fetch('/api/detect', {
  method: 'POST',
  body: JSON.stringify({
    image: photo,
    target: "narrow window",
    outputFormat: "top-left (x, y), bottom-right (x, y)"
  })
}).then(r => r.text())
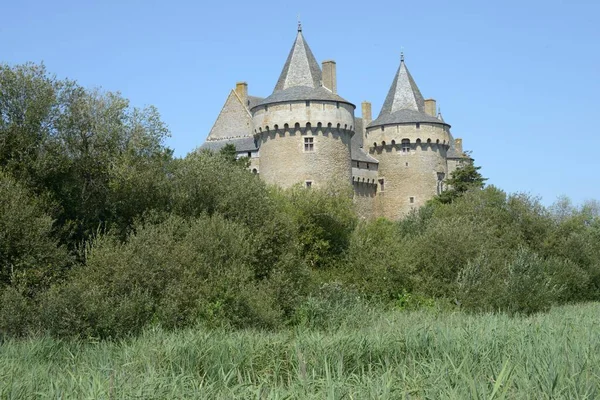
top-left (409, 196), bottom-right (415, 204)
top-left (247, 151), bottom-right (252, 158)
top-left (378, 178), bottom-right (385, 192)
top-left (304, 137), bottom-right (314, 152)
top-left (405, 162), bottom-right (409, 167)
top-left (436, 172), bottom-right (445, 195)
top-left (416, 122), bottom-right (421, 129)
top-left (305, 181), bottom-right (312, 188)
top-left (336, 102), bottom-right (340, 108)
top-left (305, 100), bottom-right (310, 107)
top-left (401, 139), bottom-right (410, 153)
top-left (366, 163), bottom-right (369, 170)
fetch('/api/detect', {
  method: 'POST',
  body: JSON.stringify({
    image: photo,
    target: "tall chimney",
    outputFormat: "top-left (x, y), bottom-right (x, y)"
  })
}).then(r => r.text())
top-left (322, 60), bottom-right (337, 94)
top-left (361, 101), bottom-right (372, 125)
top-left (454, 138), bottom-right (463, 154)
top-left (424, 98), bottom-right (436, 117)
top-left (235, 82), bottom-right (248, 105)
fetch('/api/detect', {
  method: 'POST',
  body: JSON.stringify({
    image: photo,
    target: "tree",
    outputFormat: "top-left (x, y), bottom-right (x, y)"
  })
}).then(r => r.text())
top-left (434, 152), bottom-right (486, 204)
top-left (0, 63), bottom-right (173, 248)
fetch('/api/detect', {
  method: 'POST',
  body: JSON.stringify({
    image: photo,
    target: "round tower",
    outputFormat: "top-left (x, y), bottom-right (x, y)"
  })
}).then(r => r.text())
top-left (251, 27), bottom-right (355, 189)
top-left (367, 55), bottom-right (451, 219)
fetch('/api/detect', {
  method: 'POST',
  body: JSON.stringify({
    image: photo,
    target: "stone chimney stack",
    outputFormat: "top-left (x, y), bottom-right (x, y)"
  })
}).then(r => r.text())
top-left (235, 82), bottom-right (248, 105)
top-left (424, 98), bottom-right (436, 117)
top-left (454, 138), bottom-right (463, 154)
top-left (361, 101), bottom-right (372, 125)
top-left (322, 60), bottom-right (337, 94)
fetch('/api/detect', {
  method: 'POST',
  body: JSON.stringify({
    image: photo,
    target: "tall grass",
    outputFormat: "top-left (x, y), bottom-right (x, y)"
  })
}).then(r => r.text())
top-left (1, 302), bottom-right (599, 399)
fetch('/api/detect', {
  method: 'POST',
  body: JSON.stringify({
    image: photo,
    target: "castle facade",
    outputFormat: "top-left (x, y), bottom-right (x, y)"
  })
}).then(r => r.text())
top-left (200, 26), bottom-right (467, 220)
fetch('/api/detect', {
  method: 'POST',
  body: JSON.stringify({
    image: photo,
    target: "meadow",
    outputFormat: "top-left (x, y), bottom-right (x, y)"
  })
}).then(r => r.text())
top-left (2, 302), bottom-right (599, 399)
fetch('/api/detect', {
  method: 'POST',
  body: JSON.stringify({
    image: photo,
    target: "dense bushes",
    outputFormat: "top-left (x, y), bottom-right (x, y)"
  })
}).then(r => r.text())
top-left (1, 62), bottom-right (600, 340)
top-left (39, 214), bottom-right (296, 338)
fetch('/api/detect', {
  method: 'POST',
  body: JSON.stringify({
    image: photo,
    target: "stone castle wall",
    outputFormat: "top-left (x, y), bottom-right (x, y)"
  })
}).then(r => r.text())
top-left (366, 123), bottom-right (450, 219)
top-left (253, 101), bottom-right (354, 188)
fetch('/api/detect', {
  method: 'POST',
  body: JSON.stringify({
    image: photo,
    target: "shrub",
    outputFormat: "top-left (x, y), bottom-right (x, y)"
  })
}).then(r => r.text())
top-left (456, 248), bottom-right (584, 315)
top-left (343, 219), bottom-right (413, 300)
top-left (40, 214), bottom-right (299, 339)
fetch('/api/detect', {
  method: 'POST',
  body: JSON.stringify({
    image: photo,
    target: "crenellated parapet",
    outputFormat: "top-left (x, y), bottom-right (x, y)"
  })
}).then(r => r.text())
top-left (251, 100), bottom-right (355, 137)
top-left (366, 122), bottom-right (451, 150)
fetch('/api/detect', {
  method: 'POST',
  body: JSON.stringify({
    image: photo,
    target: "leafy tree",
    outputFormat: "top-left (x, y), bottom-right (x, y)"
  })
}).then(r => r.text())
top-left (0, 170), bottom-right (69, 294)
top-left (218, 143), bottom-right (250, 168)
top-left (0, 63), bottom-right (173, 248)
top-left (434, 153), bottom-right (486, 204)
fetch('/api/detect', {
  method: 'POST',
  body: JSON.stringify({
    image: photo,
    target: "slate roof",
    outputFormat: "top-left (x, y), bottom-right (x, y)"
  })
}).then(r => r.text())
top-left (369, 59), bottom-right (449, 128)
top-left (247, 95), bottom-right (264, 110)
top-left (351, 117), bottom-right (379, 163)
top-left (199, 136), bottom-right (258, 153)
top-left (255, 86), bottom-right (353, 108)
top-left (274, 30), bottom-right (322, 92)
top-left (255, 29), bottom-right (353, 108)
top-left (370, 109), bottom-right (448, 127)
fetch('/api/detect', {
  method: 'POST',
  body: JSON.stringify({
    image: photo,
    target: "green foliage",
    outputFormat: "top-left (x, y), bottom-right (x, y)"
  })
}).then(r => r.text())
top-left (434, 153), bottom-right (486, 204)
top-left (40, 214), bottom-right (292, 338)
top-left (343, 219), bottom-right (413, 300)
top-left (456, 248), bottom-right (583, 314)
top-left (279, 184), bottom-right (357, 269)
top-left (217, 143), bottom-right (250, 168)
top-left (0, 170), bottom-right (69, 295)
top-left (3, 303), bottom-right (600, 398)
top-left (2, 61), bottom-right (600, 342)
top-left (0, 63), bottom-right (172, 248)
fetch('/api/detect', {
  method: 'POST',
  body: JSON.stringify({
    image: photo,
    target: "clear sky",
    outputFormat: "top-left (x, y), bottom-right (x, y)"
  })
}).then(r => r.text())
top-left (2, 0), bottom-right (599, 205)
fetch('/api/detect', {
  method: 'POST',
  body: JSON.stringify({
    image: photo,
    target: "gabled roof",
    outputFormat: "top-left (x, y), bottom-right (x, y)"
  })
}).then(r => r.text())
top-left (273, 30), bottom-right (322, 92)
top-left (369, 57), bottom-right (449, 128)
top-left (206, 89), bottom-right (253, 140)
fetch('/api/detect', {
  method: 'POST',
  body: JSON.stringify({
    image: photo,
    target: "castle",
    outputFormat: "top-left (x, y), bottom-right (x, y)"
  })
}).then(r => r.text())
top-left (200, 25), bottom-right (467, 220)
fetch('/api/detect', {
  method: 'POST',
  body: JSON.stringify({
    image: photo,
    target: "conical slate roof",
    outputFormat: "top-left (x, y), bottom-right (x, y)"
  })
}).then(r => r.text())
top-left (273, 30), bottom-right (322, 92)
top-left (369, 57), bottom-right (448, 127)
top-left (380, 58), bottom-right (425, 114)
top-left (254, 28), bottom-right (353, 109)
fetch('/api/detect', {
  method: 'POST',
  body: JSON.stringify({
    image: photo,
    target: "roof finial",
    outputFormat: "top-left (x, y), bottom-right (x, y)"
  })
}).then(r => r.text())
top-left (297, 15), bottom-right (302, 32)
top-left (400, 49), bottom-right (404, 63)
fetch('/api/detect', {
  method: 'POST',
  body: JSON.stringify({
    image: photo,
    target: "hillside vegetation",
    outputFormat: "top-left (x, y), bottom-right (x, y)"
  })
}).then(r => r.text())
top-left (1, 63), bottom-right (600, 340)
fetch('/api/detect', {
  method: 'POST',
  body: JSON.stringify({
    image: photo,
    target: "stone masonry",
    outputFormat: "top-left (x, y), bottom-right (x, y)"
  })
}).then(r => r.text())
top-left (199, 26), bottom-right (468, 220)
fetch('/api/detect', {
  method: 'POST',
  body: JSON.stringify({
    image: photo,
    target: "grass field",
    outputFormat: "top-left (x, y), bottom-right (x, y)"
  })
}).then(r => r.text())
top-left (1, 302), bottom-right (599, 399)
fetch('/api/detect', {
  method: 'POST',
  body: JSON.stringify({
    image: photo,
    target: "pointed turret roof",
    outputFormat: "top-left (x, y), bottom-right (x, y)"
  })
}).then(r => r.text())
top-left (380, 55), bottom-right (425, 114)
top-left (369, 55), bottom-right (448, 128)
top-left (254, 27), bottom-right (353, 109)
top-left (273, 28), bottom-right (322, 92)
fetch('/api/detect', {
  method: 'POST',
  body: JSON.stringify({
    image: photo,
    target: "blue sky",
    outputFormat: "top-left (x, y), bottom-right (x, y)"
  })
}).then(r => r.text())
top-left (2, 0), bottom-right (599, 205)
